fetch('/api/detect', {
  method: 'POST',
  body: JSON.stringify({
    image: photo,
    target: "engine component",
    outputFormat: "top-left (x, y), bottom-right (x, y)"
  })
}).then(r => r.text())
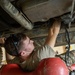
top-left (0, 0), bottom-right (33, 30)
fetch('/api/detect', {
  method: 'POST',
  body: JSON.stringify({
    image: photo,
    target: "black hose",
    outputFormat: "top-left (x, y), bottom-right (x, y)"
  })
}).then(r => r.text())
top-left (65, 27), bottom-right (70, 65)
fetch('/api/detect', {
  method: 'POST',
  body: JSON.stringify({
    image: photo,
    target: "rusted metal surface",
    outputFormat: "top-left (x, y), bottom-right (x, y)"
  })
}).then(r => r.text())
top-left (22, 0), bottom-right (72, 22)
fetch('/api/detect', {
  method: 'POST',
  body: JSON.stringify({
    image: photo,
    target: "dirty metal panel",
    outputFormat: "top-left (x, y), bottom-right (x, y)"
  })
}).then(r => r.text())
top-left (22, 0), bottom-right (72, 22)
top-left (32, 30), bottom-right (75, 48)
top-left (24, 23), bottom-right (75, 38)
top-left (56, 31), bottom-right (75, 46)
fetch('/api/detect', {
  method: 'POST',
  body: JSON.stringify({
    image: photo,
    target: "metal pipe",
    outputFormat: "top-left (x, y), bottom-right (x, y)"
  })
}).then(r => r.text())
top-left (0, 0), bottom-right (33, 30)
top-left (69, 0), bottom-right (75, 27)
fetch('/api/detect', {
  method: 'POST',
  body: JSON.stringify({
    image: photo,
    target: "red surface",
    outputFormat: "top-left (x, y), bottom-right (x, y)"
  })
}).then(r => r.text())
top-left (0, 58), bottom-right (69, 75)
top-left (68, 64), bottom-right (75, 71)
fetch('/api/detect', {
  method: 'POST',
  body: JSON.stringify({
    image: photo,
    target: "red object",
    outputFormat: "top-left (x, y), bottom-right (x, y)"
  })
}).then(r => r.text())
top-left (68, 64), bottom-right (75, 71)
top-left (0, 58), bottom-right (69, 75)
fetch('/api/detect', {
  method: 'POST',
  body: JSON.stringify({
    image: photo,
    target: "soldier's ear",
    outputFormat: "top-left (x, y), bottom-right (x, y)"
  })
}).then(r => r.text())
top-left (20, 50), bottom-right (26, 56)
